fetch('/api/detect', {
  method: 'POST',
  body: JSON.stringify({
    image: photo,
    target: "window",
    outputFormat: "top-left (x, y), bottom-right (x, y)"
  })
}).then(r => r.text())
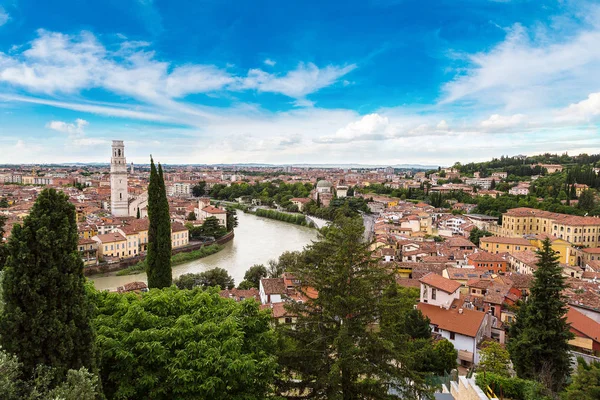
top-left (284, 317), bottom-right (293, 324)
top-left (434, 326), bottom-right (439, 332)
top-left (450, 332), bottom-right (455, 340)
top-left (431, 288), bottom-right (437, 300)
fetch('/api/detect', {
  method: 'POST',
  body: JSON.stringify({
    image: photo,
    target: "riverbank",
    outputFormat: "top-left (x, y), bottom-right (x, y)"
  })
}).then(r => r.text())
top-left (85, 230), bottom-right (234, 277)
top-left (90, 211), bottom-right (317, 292)
top-left (252, 208), bottom-right (310, 226)
top-left (116, 244), bottom-right (224, 276)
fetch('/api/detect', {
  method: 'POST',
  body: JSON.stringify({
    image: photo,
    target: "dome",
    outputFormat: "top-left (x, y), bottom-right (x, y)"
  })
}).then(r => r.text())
top-left (316, 180), bottom-right (333, 188)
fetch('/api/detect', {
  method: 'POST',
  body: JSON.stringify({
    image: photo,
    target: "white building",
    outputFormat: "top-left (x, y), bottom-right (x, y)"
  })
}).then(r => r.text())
top-left (167, 182), bottom-right (191, 197)
top-left (110, 140), bottom-right (129, 217)
top-left (509, 185), bottom-right (530, 196)
top-left (418, 273), bottom-right (493, 367)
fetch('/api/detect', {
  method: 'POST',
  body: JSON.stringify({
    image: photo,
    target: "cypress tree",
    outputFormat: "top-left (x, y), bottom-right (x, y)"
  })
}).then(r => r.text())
top-left (146, 158), bottom-right (172, 289)
top-left (0, 189), bottom-right (94, 378)
top-left (507, 238), bottom-right (573, 392)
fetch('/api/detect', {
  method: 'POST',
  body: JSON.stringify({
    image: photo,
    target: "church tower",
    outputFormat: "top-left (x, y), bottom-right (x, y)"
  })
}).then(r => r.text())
top-left (110, 140), bottom-right (129, 217)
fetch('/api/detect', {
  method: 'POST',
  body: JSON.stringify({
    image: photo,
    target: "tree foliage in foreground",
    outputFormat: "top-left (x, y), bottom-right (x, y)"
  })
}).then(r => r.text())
top-left (276, 216), bottom-right (431, 399)
top-left (507, 238), bottom-right (573, 393)
top-left (94, 287), bottom-right (277, 399)
top-left (479, 342), bottom-right (511, 377)
top-left (562, 358), bottom-right (600, 400)
top-left (0, 188), bottom-right (95, 379)
top-left (0, 349), bottom-right (101, 400)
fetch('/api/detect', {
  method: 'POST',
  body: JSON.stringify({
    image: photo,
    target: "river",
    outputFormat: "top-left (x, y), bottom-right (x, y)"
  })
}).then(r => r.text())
top-left (89, 210), bottom-right (318, 291)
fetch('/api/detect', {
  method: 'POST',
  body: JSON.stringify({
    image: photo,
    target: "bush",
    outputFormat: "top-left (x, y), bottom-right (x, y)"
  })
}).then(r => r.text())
top-left (475, 372), bottom-right (551, 400)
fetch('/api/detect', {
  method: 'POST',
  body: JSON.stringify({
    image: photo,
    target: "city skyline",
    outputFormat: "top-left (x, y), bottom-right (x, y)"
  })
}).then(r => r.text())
top-left (1, 0), bottom-right (599, 164)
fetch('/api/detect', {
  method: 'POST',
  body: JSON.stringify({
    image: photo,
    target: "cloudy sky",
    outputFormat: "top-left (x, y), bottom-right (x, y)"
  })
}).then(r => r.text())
top-left (0, 0), bottom-right (599, 165)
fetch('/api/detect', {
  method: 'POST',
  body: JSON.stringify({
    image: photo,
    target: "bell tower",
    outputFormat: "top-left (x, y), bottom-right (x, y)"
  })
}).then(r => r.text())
top-left (110, 140), bottom-right (129, 217)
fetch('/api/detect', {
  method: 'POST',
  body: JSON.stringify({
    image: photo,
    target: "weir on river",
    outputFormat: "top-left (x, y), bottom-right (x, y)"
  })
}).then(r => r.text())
top-left (90, 210), bottom-right (318, 291)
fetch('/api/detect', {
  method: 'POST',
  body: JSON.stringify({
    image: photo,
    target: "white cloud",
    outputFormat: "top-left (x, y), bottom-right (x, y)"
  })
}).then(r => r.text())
top-left (442, 18), bottom-right (600, 110)
top-left (0, 30), bottom-right (354, 108)
top-left (46, 118), bottom-right (88, 135)
top-left (0, 94), bottom-right (172, 122)
top-left (436, 120), bottom-right (449, 131)
top-left (240, 62), bottom-right (357, 99)
top-left (480, 113), bottom-right (526, 129)
top-left (0, 7), bottom-right (9, 27)
top-left (45, 118), bottom-right (108, 147)
top-left (264, 58), bottom-right (276, 66)
top-left (556, 92), bottom-right (600, 122)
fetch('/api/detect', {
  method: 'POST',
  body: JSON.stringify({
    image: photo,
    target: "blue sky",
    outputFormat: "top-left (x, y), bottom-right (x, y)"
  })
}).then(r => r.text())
top-left (0, 0), bottom-right (599, 165)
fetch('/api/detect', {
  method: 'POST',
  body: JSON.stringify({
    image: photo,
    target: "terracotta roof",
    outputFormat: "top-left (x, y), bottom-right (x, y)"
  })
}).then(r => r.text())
top-left (582, 248), bottom-right (600, 254)
top-left (219, 288), bottom-right (260, 302)
top-left (171, 222), bottom-right (188, 232)
top-left (417, 302), bottom-right (486, 337)
top-left (94, 232), bottom-right (126, 243)
top-left (260, 278), bottom-right (286, 295)
top-left (419, 272), bottom-right (462, 294)
top-left (446, 237), bottom-right (476, 248)
top-left (480, 236), bottom-right (532, 246)
top-left (395, 278), bottom-right (421, 288)
top-left (467, 252), bottom-right (506, 262)
top-left (567, 307), bottom-right (600, 343)
top-left (202, 205), bottom-right (226, 214)
top-left (260, 302), bottom-right (293, 318)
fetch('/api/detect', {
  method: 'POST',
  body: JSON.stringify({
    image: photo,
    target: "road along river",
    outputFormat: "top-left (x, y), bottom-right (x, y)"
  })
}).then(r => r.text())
top-left (90, 210), bottom-right (318, 291)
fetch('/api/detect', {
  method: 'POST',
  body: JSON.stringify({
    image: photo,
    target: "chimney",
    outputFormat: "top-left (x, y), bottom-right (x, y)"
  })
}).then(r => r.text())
top-left (458, 308), bottom-right (463, 314)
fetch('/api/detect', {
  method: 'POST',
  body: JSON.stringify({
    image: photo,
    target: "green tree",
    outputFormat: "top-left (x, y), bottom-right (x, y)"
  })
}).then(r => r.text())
top-left (0, 189), bottom-right (95, 380)
top-left (201, 216), bottom-right (227, 238)
top-left (433, 339), bottom-right (457, 375)
top-left (237, 280), bottom-right (255, 290)
top-left (0, 214), bottom-right (7, 270)
top-left (192, 181), bottom-right (207, 197)
top-left (469, 227), bottom-right (493, 246)
top-left (276, 216), bottom-right (430, 399)
top-left (507, 238), bottom-right (574, 393)
top-left (94, 287), bottom-right (277, 399)
top-left (563, 358), bottom-right (600, 400)
top-left (490, 179), bottom-right (496, 190)
top-left (0, 197), bottom-right (8, 208)
top-left (174, 268), bottom-right (234, 290)
top-left (147, 158), bottom-right (172, 289)
top-left (243, 264), bottom-right (268, 288)
top-left (479, 342), bottom-right (510, 377)
top-left (136, 208), bottom-right (140, 219)
top-left (578, 189), bottom-right (596, 212)
top-left (187, 211), bottom-right (197, 221)
top-left (226, 207), bottom-right (238, 231)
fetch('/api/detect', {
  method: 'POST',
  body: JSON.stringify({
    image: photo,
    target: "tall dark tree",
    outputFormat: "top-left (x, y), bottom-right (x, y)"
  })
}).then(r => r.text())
top-left (0, 214), bottom-right (7, 270)
top-left (469, 227), bottom-right (493, 246)
top-left (507, 238), bottom-right (573, 393)
top-left (276, 216), bottom-right (429, 399)
top-left (146, 158), bottom-right (172, 289)
top-left (226, 207), bottom-right (238, 231)
top-left (201, 216), bottom-right (227, 238)
top-left (578, 189), bottom-right (596, 212)
top-left (0, 189), bottom-right (94, 378)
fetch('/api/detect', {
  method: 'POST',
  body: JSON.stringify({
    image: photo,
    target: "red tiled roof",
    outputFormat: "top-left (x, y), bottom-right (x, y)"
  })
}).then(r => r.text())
top-left (567, 307), bottom-right (600, 343)
top-left (419, 272), bottom-right (461, 294)
top-left (94, 232), bottom-right (126, 243)
top-left (417, 303), bottom-right (486, 337)
top-left (202, 205), bottom-right (226, 214)
top-left (480, 236), bottom-right (532, 246)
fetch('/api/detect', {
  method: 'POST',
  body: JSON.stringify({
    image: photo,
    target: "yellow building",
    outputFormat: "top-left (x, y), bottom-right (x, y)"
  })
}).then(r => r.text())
top-left (171, 222), bottom-right (189, 249)
top-left (526, 235), bottom-right (576, 265)
top-left (78, 224), bottom-right (98, 240)
top-left (480, 236), bottom-right (535, 255)
top-left (500, 208), bottom-right (600, 247)
top-left (93, 232), bottom-right (128, 259)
